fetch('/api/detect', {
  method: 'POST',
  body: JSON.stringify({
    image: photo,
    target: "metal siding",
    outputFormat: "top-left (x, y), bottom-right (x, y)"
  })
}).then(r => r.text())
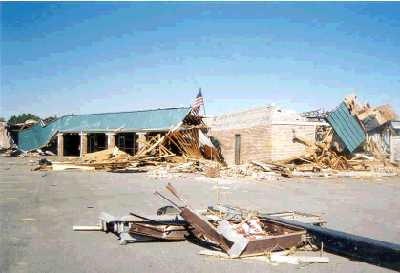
top-left (391, 121), bottom-right (400, 130)
top-left (391, 136), bottom-right (400, 163)
top-left (327, 102), bottom-right (366, 153)
top-left (18, 107), bottom-right (191, 151)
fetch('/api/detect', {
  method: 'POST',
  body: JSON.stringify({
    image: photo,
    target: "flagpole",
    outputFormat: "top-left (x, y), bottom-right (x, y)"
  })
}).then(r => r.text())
top-left (200, 88), bottom-right (206, 117)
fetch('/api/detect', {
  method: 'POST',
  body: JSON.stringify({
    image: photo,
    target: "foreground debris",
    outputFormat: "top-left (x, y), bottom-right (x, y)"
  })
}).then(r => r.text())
top-left (198, 249), bottom-right (330, 265)
top-left (74, 183), bottom-right (400, 270)
top-left (159, 183), bottom-right (307, 258)
top-left (73, 212), bottom-right (189, 244)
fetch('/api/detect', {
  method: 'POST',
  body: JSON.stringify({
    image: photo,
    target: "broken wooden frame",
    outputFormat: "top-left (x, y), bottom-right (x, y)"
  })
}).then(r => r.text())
top-left (134, 124), bottom-right (204, 160)
top-left (208, 204), bottom-right (400, 271)
top-left (205, 205), bottom-right (326, 226)
top-left (133, 112), bottom-right (221, 162)
top-left (159, 183), bottom-right (307, 258)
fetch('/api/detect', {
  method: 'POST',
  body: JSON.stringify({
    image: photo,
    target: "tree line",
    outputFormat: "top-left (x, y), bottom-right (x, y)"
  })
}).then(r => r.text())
top-left (0, 114), bottom-right (57, 125)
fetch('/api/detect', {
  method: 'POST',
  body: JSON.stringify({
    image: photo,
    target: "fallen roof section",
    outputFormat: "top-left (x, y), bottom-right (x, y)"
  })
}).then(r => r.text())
top-left (18, 107), bottom-right (191, 152)
top-left (326, 102), bottom-right (366, 153)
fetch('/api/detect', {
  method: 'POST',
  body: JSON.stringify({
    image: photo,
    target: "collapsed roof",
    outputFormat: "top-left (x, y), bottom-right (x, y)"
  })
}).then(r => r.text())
top-left (18, 107), bottom-right (191, 152)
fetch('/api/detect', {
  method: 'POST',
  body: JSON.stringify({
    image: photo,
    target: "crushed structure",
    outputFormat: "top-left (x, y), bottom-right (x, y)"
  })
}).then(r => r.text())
top-left (73, 183), bottom-right (400, 271)
top-left (4, 94), bottom-right (399, 179)
top-left (17, 107), bottom-right (205, 158)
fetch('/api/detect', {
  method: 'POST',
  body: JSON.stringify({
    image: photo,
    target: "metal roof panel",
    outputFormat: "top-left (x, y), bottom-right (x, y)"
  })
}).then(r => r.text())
top-left (327, 102), bottom-right (366, 153)
top-left (18, 107), bottom-right (191, 151)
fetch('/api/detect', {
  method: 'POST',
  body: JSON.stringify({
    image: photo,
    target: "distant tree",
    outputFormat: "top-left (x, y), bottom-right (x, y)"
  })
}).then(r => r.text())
top-left (0, 117), bottom-right (5, 122)
top-left (43, 115), bottom-right (57, 122)
top-left (8, 114), bottom-right (41, 125)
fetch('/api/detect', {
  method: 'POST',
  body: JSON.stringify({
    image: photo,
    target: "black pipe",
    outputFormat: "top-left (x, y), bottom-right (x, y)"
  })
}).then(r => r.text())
top-left (265, 216), bottom-right (400, 272)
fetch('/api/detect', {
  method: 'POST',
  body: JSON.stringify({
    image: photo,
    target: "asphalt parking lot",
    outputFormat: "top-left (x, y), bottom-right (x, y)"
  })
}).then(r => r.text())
top-left (1, 157), bottom-right (399, 273)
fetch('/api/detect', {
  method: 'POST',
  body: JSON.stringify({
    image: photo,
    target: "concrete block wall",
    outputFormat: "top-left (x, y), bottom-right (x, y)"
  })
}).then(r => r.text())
top-left (209, 125), bottom-right (272, 165)
top-left (391, 136), bottom-right (400, 163)
top-left (205, 107), bottom-right (274, 130)
top-left (209, 123), bottom-right (316, 165)
top-left (270, 124), bottom-right (316, 161)
top-left (206, 105), bottom-right (317, 165)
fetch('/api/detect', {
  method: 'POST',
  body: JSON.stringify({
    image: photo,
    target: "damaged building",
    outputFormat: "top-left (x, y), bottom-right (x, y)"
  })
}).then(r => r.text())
top-left (0, 121), bottom-right (12, 150)
top-left (17, 107), bottom-right (203, 158)
top-left (205, 106), bottom-right (324, 165)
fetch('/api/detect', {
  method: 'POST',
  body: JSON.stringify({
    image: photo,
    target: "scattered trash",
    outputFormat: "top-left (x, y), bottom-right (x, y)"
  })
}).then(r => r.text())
top-left (73, 183), bottom-right (400, 270)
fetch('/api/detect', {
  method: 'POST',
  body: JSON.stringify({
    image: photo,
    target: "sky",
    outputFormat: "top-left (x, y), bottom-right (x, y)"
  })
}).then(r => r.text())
top-left (1, 2), bottom-right (399, 119)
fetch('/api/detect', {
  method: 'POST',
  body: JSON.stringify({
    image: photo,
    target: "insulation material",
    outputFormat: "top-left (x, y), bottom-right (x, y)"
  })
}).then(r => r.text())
top-left (199, 130), bottom-right (214, 148)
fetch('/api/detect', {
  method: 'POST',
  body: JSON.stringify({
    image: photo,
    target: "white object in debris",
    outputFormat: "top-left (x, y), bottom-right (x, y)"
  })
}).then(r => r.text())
top-left (217, 220), bottom-right (249, 258)
top-left (45, 150), bottom-right (56, 156)
top-left (52, 163), bottom-right (95, 171)
top-left (270, 255), bottom-right (330, 264)
top-left (73, 225), bottom-right (102, 231)
top-left (199, 130), bottom-right (215, 148)
top-left (198, 249), bottom-right (329, 264)
top-left (247, 218), bottom-right (263, 234)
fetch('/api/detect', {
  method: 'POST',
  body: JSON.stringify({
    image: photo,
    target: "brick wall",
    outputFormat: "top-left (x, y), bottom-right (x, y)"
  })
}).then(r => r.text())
top-left (209, 123), bottom-right (316, 165)
top-left (391, 136), bottom-right (400, 163)
top-left (209, 125), bottom-right (272, 165)
top-left (270, 123), bottom-right (316, 161)
top-left (206, 106), bottom-right (318, 165)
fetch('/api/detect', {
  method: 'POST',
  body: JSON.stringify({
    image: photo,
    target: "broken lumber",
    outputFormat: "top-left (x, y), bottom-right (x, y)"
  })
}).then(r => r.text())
top-left (52, 163), bottom-right (95, 171)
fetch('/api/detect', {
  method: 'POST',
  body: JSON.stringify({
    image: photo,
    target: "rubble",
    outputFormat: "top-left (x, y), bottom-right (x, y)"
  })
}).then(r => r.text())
top-left (73, 183), bottom-right (400, 270)
top-left (23, 95), bottom-right (400, 179)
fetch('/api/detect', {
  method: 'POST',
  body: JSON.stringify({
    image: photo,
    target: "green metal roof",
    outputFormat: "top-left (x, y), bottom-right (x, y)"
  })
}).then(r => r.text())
top-left (18, 107), bottom-right (191, 152)
top-left (327, 102), bottom-right (366, 153)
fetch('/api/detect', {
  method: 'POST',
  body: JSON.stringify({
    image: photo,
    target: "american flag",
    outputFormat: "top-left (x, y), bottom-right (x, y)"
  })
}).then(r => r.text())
top-left (191, 89), bottom-right (204, 115)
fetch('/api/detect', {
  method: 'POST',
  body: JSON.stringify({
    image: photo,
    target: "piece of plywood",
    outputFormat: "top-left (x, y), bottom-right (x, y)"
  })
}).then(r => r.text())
top-left (52, 163), bottom-right (95, 171)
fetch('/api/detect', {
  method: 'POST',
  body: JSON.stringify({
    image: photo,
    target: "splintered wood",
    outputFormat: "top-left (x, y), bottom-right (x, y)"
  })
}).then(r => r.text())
top-left (134, 124), bottom-right (202, 160)
top-left (276, 125), bottom-right (400, 177)
top-left (32, 113), bottom-right (218, 173)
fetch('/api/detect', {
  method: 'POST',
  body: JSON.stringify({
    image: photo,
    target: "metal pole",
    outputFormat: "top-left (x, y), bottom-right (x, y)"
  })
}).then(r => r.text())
top-left (200, 88), bottom-right (206, 117)
top-left (264, 216), bottom-right (400, 271)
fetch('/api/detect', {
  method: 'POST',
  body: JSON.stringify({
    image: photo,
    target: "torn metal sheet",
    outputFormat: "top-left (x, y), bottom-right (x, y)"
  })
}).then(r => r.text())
top-left (164, 184), bottom-right (306, 258)
top-left (18, 107), bottom-right (191, 152)
top-left (129, 222), bottom-right (189, 241)
top-left (326, 102), bottom-right (366, 153)
top-left (74, 212), bottom-right (188, 244)
top-left (180, 207), bottom-right (233, 253)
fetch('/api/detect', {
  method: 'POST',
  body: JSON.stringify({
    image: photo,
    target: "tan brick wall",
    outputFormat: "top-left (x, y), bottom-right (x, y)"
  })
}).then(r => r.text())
top-left (209, 125), bottom-right (272, 165)
top-left (209, 124), bottom-right (316, 165)
top-left (270, 124), bottom-right (316, 161)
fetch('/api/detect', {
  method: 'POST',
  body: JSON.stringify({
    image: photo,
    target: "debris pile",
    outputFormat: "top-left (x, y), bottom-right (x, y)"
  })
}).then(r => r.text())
top-left (74, 184), bottom-right (324, 263)
top-left (245, 96), bottom-right (400, 178)
top-left (26, 95), bottom-right (400, 179)
top-left (73, 184), bottom-right (400, 270)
